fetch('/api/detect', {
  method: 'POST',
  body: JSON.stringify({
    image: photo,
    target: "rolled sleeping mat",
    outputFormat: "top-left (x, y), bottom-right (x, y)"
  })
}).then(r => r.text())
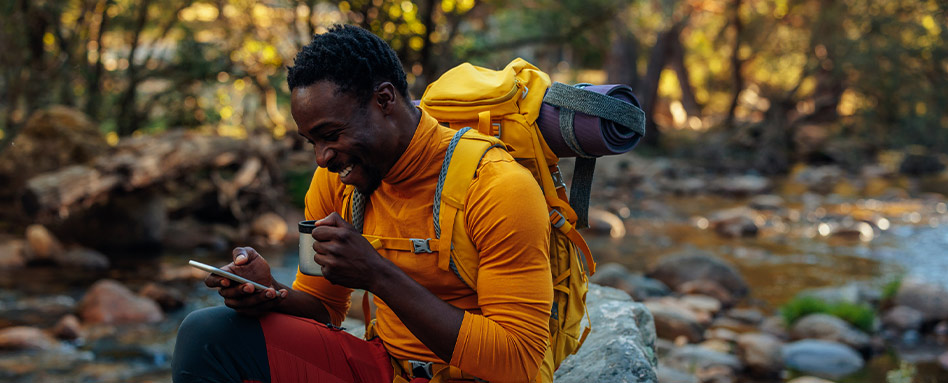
top-left (537, 83), bottom-right (646, 158)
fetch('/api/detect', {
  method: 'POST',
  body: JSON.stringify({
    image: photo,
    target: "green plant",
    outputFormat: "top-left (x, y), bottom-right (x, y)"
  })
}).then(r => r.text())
top-left (886, 361), bottom-right (916, 383)
top-left (882, 277), bottom-right (903, 302)
top-left (780, 295), bottom-right (877, 333)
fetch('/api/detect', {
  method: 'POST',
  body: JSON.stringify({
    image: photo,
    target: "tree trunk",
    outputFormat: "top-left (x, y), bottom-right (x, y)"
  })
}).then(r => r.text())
top-left (725, 0), bottom-right (743, 127)
top-left (638, 21), bottom-right (685, 146)
top-left (85, 0), bottom-right (112, 121)
top-left (116, 0), bottom-right (151, 137)
top-left (670, 36), bottom-right (700, 116)
top-left (606, 17), bottom-right (639, 89)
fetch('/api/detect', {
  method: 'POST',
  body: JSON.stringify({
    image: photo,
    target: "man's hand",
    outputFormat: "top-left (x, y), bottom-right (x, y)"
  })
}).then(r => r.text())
top-left (311, 212), bottom-right (390, 291)
top-left (205, 247), bottom-right (288, 316)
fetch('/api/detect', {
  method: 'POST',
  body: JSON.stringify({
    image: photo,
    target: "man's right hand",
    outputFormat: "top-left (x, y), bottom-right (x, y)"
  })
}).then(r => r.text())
top-left (205, 246), bottom-right (288, 316)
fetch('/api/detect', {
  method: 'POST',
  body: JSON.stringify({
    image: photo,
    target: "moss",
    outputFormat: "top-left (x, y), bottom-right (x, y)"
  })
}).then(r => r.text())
top-left (781, 295), bottom-right (877, 333)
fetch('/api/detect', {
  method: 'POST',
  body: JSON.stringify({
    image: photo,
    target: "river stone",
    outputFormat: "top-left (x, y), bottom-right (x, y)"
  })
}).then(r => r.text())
top-left (554, 284), bottom-right (658, 383)
top-left (0, 295), bottom-right (77, 327)
top-left (782, 339), bottom-right (863, 379)
top-left (78, 279), bottom-right (164, 324)
top-left (648, 251), bottom-right (748, 299)
top-left (894, 279), bottom-right (948, 321)
top-left (787, 377), bottom-right (837, 383)
top-left (250, 212), bottom-right (289, 245)
top-left (587, 208), bottom-right (627, 238)
top-left (663, 345), bottom-right (742, 379)
top-left (760, 316), bottom-right (790, 339)
top-left (0, 326), bottom-right (59, 351)
top-left (0, 239), bottom-right (27, 269)
top-left (657, 364), bottom-right (699, 383)
top-left (139, 282), bottom-right (185, 311)
top-left (52, 314), bottom-right (83, 340)
top-left (25, 224), bottom-right (65, 261)
top-left (55, 247), bottom-right (110, 270)
top-left (590, 263), bottom-right (670, 301)
top-left (709, 175), bottom-right (771, 196)
top-left (725, 308), bottom-right (764, 325)
top-left (678, 280), bottom-right (735, 307)
top-left (939, 351), bottom-right (948, 371)
top-left (645, 299), bottom-right (705, 343)
top-left (737, 333), bottom-right (784, 377)
top-left (679, 295), bottom-right (722, 317)
top-left (790, 313), bottom-right (871, 351)
top-left (882, 306), bottom-right (925, 331)
top-left (797, 282), bottom-right (881, 307)
top-left (749, 194), bottom-right (785, 211)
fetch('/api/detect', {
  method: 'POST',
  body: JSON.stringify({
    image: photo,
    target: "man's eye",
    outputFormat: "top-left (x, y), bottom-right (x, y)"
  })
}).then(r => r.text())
top-left (323, 131), bottom-right (341, 141)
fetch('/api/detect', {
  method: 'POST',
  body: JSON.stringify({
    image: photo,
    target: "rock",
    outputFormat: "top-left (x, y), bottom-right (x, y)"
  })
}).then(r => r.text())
top-left (648, 251), bottom-right (749, 299)
top-left (657, 364), bottom-right (698, 383)
top-left (789, 313), bottom-right (871, 351)
top-left (882, 306), bottom-right (925, 332)
top-left (661, 177), bottom-right (707, 195)
top-left (724, 308), bottom-right (764, 325)
top-left (798, 282), bottom-right (881, 307)
top-left (163, 218), bottom-right (230, 252)
top-left (749, 194), bottom-right (785, 211)
top-left (939, 350), bottom-right (948, 371)
top-left (54, 247), bottom-right (110, 270)
top-left (139, 282), bottom-right (185, 311)
top-left (709, 317), bottom-right (756, 334)
top-left (78, 279), bottom-right (164, 324)
top-left (737, 333), bottom-right (784, 377)
top-left (698, 339), bottom-right (732, 354)
top-left (586, 208), bottom-right (626, 238)
top-left (793, 166), bottom-right (844, 195)
top-left (679, 295), bottom-right (722, 317)
top-left (589, 263), bottom-right (670, 301)
top-left (0, 239), bottom-right (27, 269)
top-left (663, 345), bottom-right (742, 380)
top-left (787, 377), bottom-right (837, 383)
top-left (52, 314), bottom-right (83, 340)
top-left (554, 284), bottom-right (658, 383)
top-left (782, 339), bottom-right (863, 379)
top-left (0, 326), bottom-right (59, 351)
top-left (760, 316), bottom-right (789, 339)
top-left (705, 328), bottom-right (739, 343)
top-left (0, 295), bottom-right (77, 327)
top-left (894, 279), bottom-right (948, 321)
top-left (709, 207), bottom-right (760, 238)
top-left (250, 212), bottom-right (289, 245)
top-left (644, 299), bottom-right (706, 343)
top-left (709, 174), bottom-right (771, 196)
top-left (678, 280), bottom-right (735, 307)
top-left (25, 224), bottom-right (65, 261)
top-left (899, 150), bottom-right (945, 176)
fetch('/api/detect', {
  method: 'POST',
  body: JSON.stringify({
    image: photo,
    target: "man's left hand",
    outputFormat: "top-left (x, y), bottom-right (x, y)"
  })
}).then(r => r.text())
top-left (311, 212), bottom-right (389, 291)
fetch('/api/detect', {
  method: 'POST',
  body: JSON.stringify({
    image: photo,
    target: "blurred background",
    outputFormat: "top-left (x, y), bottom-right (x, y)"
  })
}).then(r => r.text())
top-left (0, 0), bottom-right (946, 382)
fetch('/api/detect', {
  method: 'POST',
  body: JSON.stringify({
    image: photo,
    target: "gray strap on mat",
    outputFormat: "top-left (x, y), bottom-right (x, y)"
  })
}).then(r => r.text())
top-left (570, 157), bottom-right (596, 229)
top-left (542, 82), bottom-right (646, 137)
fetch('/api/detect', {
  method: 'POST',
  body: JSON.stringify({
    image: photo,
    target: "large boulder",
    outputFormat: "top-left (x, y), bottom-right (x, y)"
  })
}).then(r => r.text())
top-left (648, 251), bottom-right (749, 299)
top-left (789, 313), bottom-right (871, 351)
top-left (77, 279), bottom-right (164, 324)
top-left (894, 279), bottom-right (948, 322)
top-left (782, 339), bottom-right (863, 379)
top-left (555, 284), bottom-right (658, 383)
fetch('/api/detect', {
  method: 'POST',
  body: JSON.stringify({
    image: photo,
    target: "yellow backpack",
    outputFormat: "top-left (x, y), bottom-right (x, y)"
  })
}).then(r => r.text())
top-left (347, 58), bottom-right (645, 382)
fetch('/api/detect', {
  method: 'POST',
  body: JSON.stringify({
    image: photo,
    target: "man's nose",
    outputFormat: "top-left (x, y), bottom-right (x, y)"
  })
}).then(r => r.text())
top-left (313, 145), bottom-right (335, 168)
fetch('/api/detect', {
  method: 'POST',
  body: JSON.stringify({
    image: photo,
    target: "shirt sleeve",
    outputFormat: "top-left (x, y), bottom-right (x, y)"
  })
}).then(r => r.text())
top-left (449, 155), bottom-right (553, 382)
top-left (291, 166), bottom-right (353, 326)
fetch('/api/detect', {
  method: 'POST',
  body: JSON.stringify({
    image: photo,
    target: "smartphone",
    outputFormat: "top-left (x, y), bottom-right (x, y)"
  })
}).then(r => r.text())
top-left (188, 260), bottom-right (269, 291)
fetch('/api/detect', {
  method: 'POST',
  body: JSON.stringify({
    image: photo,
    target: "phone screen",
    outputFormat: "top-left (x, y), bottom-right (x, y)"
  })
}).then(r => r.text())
top-left (189, 260), bottom-right (269, 291)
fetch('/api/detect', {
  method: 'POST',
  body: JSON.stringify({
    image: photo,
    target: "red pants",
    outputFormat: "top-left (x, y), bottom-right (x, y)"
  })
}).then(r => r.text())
top-left (260, 313), bottom-right (395, 383)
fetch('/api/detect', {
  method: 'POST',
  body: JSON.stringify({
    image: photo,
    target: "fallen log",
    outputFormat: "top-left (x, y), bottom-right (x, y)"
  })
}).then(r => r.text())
top-left (23, 130), bottom-right (280, 221)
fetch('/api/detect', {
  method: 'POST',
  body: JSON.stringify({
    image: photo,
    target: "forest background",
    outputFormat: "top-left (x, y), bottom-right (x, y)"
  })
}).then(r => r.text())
top-left (2, 0), bottom-right (946, 173)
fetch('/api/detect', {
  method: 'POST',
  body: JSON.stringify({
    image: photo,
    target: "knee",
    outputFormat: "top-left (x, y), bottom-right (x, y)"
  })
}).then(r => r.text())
top-left (176, 306), bottom-right (245, 346)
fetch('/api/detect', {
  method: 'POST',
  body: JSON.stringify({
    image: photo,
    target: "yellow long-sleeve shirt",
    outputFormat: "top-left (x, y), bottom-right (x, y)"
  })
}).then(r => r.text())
top-left (292, 109), bottom-right (553, 382)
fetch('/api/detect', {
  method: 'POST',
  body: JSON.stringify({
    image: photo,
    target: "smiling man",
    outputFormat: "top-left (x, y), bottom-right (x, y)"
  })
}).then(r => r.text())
top-left (172, 25), bottom-right (553, 383)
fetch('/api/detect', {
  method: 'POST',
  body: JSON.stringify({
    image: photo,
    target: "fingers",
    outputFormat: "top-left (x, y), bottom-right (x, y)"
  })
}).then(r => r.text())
top-left (232, 246), bottom-right (262, 265)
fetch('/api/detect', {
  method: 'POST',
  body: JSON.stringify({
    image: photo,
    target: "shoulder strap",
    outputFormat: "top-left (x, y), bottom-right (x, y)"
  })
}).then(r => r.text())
top-left (434, 128), bottom-right (504, 289)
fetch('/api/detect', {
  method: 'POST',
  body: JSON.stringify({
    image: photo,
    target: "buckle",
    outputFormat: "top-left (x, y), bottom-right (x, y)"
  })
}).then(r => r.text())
top-left (492, 122), bottom-right (502, 139)
top-left (410, 360), bottom-right (433, 379)
top-left (551, 166), bottom-right (566, 189)
top-left (549, 210), bottom-right (567, 229)
top-left (411, 238), bottom-right (433, 253)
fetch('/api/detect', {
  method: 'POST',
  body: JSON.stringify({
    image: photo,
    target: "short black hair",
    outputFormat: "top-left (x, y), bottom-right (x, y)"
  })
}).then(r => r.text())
top-left (287, 24), bottom-right (409, 105)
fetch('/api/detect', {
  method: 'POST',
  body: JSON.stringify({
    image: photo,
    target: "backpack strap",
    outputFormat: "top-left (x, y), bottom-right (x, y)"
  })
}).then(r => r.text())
top-left (433, 127), bottom-right (504, 289)
top-left (542, 82), bottom-right (646, 229)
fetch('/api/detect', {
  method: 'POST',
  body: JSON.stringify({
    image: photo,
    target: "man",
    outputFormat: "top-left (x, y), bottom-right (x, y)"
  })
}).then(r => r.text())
top-left (172, 25), bottom-right (553, 383)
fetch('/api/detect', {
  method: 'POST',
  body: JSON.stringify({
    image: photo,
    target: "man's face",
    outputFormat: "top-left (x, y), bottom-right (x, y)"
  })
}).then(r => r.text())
top-left (291, 81), bottom-right (397, 195)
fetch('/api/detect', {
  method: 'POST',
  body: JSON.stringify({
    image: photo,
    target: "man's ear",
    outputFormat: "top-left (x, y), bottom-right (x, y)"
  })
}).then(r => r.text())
top-left (374, 82), bottom-right (397, 115)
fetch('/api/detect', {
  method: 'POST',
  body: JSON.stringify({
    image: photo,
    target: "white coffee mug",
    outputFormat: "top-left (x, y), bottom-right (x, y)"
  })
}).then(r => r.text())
top-left (298, 220), bottom-right (321, 276)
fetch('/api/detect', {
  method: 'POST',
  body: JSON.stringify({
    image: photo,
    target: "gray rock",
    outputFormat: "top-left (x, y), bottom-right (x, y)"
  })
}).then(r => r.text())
top-left (797, 282), bottom-right (881, 307)
top-left (648, 251), bottom-right (749, 299)
top-left (657, 364), bottom-right (698, 383)
top-left (782, 339), bottom-right (864, 379)
top-left (663, 345), bottom-right (742, 378)
top-left (56, 247), bottom-right (110, 270)
top-left (737, 333), bottom-right (784, 377)
top-left (882, 306), bottom-right (925, 332)
top-left (724, 308), bottom-right (764, 325)
top-left (760, 316), bottom-right (789, 339)
top-left (590, 263), bottom-right (671, 301)
top-left (790, 313), bottom-right (871, 351)
top-left (0, 295), bottom-right (76, 327)
top-left (555, 284), bottom-right (658, 383)
top-left (894, 279), bottom-right (948, 321)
